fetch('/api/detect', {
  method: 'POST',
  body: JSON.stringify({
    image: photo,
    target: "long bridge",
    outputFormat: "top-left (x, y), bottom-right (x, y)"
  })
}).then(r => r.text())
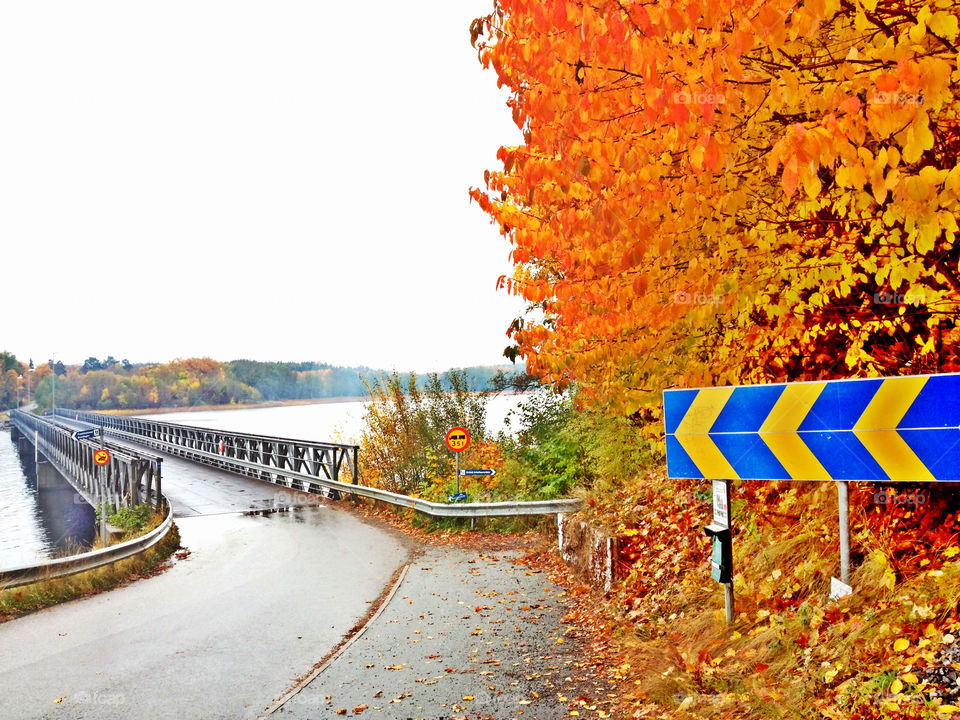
top-left (0, 407), bottom-right (582, 720)
top-left (4, 409), bottom-right (578, 584)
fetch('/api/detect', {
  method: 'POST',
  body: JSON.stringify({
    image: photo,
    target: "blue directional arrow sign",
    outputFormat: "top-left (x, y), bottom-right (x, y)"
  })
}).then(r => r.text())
top-left (664, 372), bottom-right (960, 481)
top-left (72, 428), bottom-right (96, 441)
top-left (459, 469), bottom-right (497, 477)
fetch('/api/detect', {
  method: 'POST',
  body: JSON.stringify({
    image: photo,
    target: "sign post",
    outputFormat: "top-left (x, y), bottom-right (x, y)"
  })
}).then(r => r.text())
top-left (94, 441), bottom-right (110, 547)
top-left (444, 427), bottom-right (471, 496)
top-left (708, 479), bottom-right (734, 623)
top-left (665, 372), bottom-right (960, 610)
top-left (834, 483), bottom-right (853, 600)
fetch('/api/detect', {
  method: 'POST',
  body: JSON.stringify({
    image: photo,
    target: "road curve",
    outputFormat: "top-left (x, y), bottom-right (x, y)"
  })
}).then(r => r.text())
top-left (0, 459), bottom-right (413, 720)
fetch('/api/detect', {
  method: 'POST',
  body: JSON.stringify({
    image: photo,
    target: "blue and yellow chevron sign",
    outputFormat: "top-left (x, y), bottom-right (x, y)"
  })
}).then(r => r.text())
top-left (664, 373), bottom-right (960, 481)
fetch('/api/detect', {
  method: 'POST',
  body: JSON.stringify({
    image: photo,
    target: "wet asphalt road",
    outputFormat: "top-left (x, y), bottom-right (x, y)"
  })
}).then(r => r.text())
top-left (274, 546), bottom-right (613, 720)
top-left (0, 466), bottom-right (413, 720)
top-left (155, 451), bottom-right (311, 517)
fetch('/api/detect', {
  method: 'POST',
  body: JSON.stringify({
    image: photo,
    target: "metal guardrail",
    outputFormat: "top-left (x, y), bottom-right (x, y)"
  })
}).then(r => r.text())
top-left (11, 410), bottom-right (163, 510)
top-left (0, 500), bottom-right (174, 589)
top-left (61, 410), bottom-right (583, 518)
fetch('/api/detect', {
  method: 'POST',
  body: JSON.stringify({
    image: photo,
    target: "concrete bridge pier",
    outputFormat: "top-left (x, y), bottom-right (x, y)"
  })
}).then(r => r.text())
top-left (36, 460), bottom-right (64, 490)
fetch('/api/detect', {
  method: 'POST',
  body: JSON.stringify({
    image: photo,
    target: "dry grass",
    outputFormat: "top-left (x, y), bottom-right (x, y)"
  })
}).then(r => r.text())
top-left (588, 476), bottom-right (960, 720)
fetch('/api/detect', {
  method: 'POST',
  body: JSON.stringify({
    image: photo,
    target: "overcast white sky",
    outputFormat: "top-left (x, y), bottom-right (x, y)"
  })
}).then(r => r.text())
top-left (0, 1), bottom-right (526, 373)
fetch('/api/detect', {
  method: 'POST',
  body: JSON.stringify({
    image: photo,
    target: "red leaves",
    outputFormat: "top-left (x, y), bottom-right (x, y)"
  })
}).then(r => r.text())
top-left (851, 483), bottom-right (960, 581)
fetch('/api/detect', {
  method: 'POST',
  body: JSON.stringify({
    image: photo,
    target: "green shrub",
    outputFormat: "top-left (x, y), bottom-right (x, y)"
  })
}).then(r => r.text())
top-left (496, 390), bottom-right (655, 499)
top-left (96, 504), bottom-right (155, 533)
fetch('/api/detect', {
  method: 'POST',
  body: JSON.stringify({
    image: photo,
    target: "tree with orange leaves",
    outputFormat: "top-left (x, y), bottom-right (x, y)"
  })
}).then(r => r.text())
top-left (471, 0), bottom-right (960, 414)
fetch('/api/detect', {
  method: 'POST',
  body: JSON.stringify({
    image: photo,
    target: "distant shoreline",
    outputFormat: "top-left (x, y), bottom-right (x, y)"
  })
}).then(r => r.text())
top-left (103, 396), bottom-right (372, 417)
top-left (24, 389), bottom-right (533, 418)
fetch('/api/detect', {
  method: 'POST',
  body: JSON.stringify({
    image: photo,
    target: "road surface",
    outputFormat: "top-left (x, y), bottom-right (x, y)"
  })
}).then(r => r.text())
top-left (0, 456), bottom-right (413, 720)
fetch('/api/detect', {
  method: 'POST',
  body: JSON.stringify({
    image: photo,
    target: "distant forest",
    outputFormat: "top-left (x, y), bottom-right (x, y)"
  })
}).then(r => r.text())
top-left (0, 352), bottom-right (531, 412)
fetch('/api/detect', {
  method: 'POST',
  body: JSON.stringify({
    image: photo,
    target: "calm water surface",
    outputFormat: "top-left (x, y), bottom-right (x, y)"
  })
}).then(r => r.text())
top-left (136, 394), bottom-right (525, 443)
top-left (0, 430), bottom-right (96, 567)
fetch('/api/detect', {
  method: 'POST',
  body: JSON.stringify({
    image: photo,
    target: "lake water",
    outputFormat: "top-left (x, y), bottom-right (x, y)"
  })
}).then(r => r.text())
top-left (0, 393), bottom-right (532, 567)
top-left (136, 393), bottom-right (527, 443)
top-left (0, 430), bottom-right (96, 568)
top-left (0, 431), bottom-right (54, 567)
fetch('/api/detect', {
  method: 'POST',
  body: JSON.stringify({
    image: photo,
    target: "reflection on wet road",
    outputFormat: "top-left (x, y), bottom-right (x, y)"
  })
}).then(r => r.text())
top-left (0, 505), bottom-right (413, 720)
top-left (156, 452), bottom-right (318, 517)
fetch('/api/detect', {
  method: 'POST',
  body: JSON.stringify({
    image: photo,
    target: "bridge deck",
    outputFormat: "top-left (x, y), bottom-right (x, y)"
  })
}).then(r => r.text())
top-left (52, 417), bottom-right (320, 517)
top-left (153, 451), bottom-right (321, 517)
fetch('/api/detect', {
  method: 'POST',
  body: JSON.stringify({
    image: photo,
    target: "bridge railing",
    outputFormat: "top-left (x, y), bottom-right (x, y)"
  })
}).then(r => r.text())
top-left (59, 409), bottom-right (582, 518)
top-left (11, 410), bottom-right (162, 511)
top-left (56, 408), bottom-right (359, 497)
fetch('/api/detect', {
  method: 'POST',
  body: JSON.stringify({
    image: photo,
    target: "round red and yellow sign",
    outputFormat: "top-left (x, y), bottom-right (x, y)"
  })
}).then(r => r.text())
top-left (94, 449), bottom-right (110, 466)
top-left (445, 427), bottom-right (470, 453)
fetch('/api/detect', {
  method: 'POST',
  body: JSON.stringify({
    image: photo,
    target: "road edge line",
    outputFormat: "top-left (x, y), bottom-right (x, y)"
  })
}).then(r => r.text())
top-left (256, 561), bottom-right (411, 719)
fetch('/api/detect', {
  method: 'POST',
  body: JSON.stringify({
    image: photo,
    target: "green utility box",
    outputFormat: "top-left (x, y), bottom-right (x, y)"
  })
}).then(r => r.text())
top-left (704, 523), bottom-right (732, 583)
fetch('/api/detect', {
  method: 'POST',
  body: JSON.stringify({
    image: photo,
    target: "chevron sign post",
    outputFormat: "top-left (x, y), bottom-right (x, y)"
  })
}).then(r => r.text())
top-left (664, 373), bottom-right (960, 482)
top-left (664, 372), bottom-right (960, 608)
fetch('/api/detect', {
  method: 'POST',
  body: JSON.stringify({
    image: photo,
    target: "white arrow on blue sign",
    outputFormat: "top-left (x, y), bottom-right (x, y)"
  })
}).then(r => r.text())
top-left (459, 469), bottom-right (497, 476)
top-left (72, 429), bottom-right (96, 440)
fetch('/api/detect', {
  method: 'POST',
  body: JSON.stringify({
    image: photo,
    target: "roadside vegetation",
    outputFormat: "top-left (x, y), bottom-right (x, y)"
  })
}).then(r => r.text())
top-left (356, 375), bottom-right (960, 718)
top-left (95, 503), bottom-right (160, 536)
top-left (0, 519), bottom-right (179, 623)
top-left (358, 0), bottom-right (960, 714)
top-left (455, 0), bottom-right (960, 715)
